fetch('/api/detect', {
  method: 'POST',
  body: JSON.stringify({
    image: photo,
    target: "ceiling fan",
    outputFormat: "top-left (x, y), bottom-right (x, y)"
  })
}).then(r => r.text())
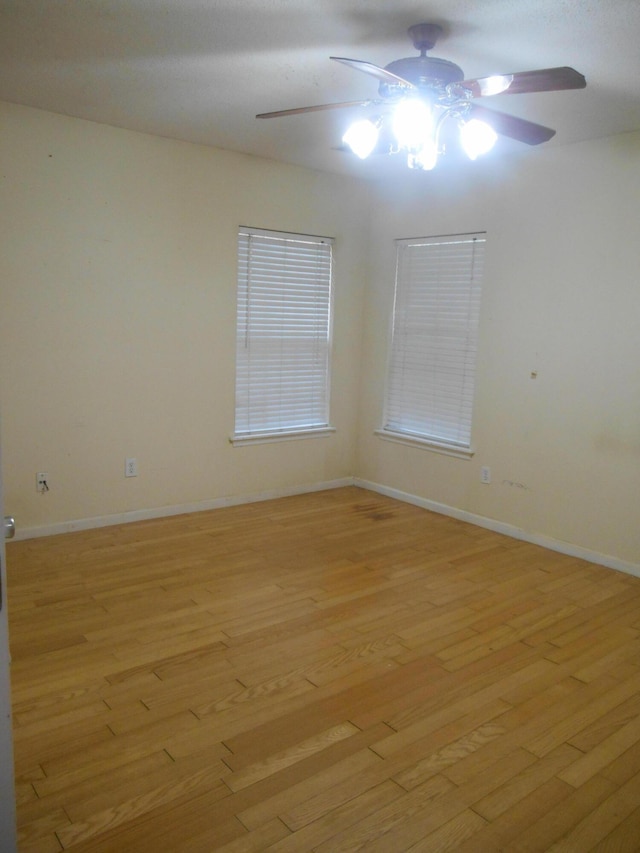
top-left (257, 23), bottom-right (586, 169)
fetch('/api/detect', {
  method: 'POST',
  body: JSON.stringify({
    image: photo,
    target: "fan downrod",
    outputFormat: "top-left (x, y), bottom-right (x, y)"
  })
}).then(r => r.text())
top-left (382, 23), bottom-right (461, 91)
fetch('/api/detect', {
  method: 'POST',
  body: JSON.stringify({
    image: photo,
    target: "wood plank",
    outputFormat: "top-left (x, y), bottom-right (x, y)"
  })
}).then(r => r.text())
top-left (545, 769), bottom-right (640, 851)
top-left (472, 742), bottom-right (581, 821)
top-left (509, 773), bottom-right (618, 852)
top-left (239, 738), bottom-right (384, 832)
top-left (266, 780), bottom-right (405, 853)
top-left (311, 774), bottom-right (460, 853)
top-left (223, 721), bottom-right (360, 791)
top-left (559, 712), bottom-right (640, 788)
top-left (405, 808), bottom-right (488, 852)
top-left (5, 486), bottom-right (640, 852)
top-left (589, 804), bottom-right (640, 853)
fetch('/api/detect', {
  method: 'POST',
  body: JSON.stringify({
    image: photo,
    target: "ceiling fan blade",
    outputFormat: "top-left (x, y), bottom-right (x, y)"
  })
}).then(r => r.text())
top-left (257, 99), bottom-right (376, 119)
top-left (460, 66), bottom-right (586, 98)
top-left (330, 56), bottom-right (415, 89)
top-left (469, 104), bottom-right (556, 145)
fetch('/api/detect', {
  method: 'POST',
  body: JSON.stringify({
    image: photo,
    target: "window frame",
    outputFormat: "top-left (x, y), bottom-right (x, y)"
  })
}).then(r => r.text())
top-left (231, 226), bottom-right (336, 446)
top-left (377, 231), bottom-right (486, 459)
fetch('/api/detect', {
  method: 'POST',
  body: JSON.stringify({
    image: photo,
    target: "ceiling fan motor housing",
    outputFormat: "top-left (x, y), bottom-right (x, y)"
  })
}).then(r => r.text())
top-left (380, 56), bottom-right (465, 97)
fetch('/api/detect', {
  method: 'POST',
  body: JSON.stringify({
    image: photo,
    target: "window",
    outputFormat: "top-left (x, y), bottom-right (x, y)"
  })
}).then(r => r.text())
top-left (379, 232), bottom-right (485, 457)
top-left (233, 227), bottom-right (334, 443)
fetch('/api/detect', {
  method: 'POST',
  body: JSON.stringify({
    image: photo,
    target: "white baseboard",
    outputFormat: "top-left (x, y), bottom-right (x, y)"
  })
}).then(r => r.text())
top-left (13, 477), bottom-right (355, 541)
top-left (355, 478), bottom-right (640, 579)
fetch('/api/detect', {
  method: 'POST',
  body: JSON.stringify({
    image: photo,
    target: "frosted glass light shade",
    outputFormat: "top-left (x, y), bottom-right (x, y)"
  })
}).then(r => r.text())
top-left (460, 119), bottom-right (498, 160)
top-left (342, 120), bottom-right (379, 159)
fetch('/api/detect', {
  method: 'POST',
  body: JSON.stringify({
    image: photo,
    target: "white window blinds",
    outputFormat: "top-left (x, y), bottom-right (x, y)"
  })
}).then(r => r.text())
top-left (234, 227), bottom-right (334, 440)
top-left (383, 233), bottom-right (485, 450)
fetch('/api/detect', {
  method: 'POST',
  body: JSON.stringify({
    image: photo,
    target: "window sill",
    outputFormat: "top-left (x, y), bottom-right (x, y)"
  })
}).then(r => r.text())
top-left (230, 427), bottom-right (336, 446)
top-left (374, 429), bottom-right (474, 460)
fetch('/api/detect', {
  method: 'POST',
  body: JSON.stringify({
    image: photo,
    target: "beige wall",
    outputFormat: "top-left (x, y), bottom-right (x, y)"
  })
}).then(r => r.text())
top-left (2, 101), bottom-right (639, 568)
top-left (357, 131), bottom-right (640, 566)
top-left (0, 102), bottom-right (369, 529)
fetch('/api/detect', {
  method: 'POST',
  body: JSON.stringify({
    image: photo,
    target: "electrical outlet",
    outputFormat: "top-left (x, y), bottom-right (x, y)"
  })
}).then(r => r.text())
top-left (125, 458), bottom-right (138, 478)
top-left (480, 466), bottom-right (491, 484)
top-left (36, 472), bottom-right (49, 493)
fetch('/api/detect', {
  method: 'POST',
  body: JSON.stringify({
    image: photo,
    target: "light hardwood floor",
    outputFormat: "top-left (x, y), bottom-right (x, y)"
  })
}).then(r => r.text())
top-left (7, 486), bottom-right (640, 852)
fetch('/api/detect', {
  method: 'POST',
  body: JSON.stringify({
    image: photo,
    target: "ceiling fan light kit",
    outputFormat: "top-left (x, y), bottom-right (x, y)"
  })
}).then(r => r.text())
top-left (257, 22), bottom-right (586, 171)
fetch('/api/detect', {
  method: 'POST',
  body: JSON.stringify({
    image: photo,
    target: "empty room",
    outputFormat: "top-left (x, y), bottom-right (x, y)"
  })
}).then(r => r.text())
top-left (1, 1), bottom-right (640, 850)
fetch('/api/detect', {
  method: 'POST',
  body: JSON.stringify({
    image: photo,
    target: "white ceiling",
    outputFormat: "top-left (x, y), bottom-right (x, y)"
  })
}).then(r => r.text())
top-left (2, 0), bottom-right (640, 178)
